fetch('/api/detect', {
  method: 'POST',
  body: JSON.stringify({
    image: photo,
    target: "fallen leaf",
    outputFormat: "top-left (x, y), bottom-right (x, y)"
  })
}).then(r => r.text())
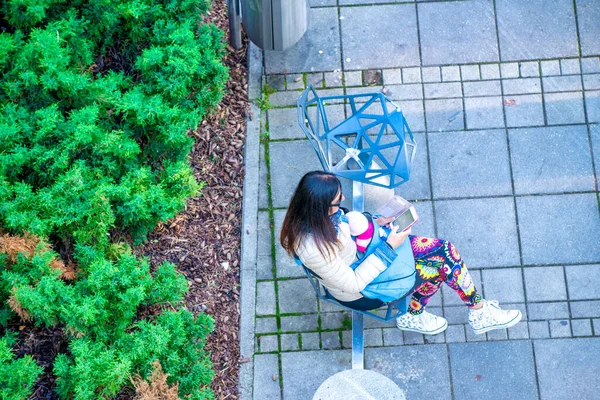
top-left (239, 357), bottom-right (250, 364)
top-left (475, 374), bottom-right (482, 381)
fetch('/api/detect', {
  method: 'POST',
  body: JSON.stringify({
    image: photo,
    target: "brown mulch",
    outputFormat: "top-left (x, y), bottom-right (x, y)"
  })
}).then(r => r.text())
top-left (4, 1), bottom-right (249, 399)
top-left (134, 0), bottom-right (249, 398)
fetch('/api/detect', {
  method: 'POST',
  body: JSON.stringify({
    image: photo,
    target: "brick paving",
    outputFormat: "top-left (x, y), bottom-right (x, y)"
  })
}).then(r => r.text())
top-left (241, 0), bottom-right (600, 398)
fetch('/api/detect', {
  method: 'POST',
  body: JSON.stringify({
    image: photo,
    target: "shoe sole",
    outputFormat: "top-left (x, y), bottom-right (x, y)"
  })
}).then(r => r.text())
top-left (396, 320), bottom-right (448, 335)
top-left (471, 311), bottom-right (522, 335)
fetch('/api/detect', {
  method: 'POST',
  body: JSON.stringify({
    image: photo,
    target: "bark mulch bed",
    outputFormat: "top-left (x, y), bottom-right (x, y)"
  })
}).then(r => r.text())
top-left (4, 1), bottom-right (250, 398)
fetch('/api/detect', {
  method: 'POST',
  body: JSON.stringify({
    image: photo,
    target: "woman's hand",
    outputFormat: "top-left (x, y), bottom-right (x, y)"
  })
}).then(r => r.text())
top-left (374, 215), bottom-right (395, 227)
top-left (386, 224), bottom-right (412, 249)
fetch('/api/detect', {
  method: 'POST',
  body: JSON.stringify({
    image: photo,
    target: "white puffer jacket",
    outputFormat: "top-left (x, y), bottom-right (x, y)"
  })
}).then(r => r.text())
top-left (295, 220), bottom-right (397, 302)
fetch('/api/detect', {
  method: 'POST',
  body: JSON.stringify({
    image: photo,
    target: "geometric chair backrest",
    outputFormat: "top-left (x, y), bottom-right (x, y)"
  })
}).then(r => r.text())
top-left (297, 86), bottom-right (416, 189)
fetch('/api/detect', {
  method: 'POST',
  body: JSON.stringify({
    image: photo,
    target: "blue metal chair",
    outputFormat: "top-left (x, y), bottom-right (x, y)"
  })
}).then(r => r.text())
top-left (296, 86), bottom-right (417, 369)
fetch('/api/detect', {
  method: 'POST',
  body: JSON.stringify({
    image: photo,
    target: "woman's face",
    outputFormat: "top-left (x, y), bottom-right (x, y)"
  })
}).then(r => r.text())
top-left (328, 189), bottom-right (345, 215)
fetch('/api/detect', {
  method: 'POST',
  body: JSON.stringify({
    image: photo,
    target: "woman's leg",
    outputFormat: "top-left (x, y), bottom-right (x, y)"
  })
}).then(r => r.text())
top-left (407, 236), bottom-right (482, 315)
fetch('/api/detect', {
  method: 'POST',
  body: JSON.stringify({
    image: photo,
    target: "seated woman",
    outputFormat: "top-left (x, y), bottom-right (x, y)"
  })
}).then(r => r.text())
top-left (280, 170), bottom-right (522, 335)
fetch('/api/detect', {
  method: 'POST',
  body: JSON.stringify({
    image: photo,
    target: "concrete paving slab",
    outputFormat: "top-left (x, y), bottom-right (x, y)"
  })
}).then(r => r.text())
top-left (257, 281), bottom-right (277, 316)
top-left (571, 319), bottom-right (592, 336)
top-left (435, 197), bottom-right (520, 268)
top-left (254, 354), bottom-right (281, 399)
top-left (544, 92), bottom-right (586, 125)
top-left (570, 300), bottom-right (600, 318)
top-left (508, 126), bottom-right (595, 194)
top-left (429, 129), bottom-right (512, 198)
top-left (549, 319), bottom-right (572, 338)
top-left (451, 341), bottom-right (537, 399)
top-left (281, 333), bottom-right (300, 351)
top-left (515, 193), bottom-right (600, 265)
top-left (264, 8), bottom-right (341, 74)
top-left (403, 200), bottom-right (435, 238)
top-left (565, 264), bottom-right (600, 300)
top-left (278, 279), bottom-right (318, 314)
top-left (529, 321), bottom-right (550, 338)
top-left (523, 266), bottom-right (568, 302)
top-left (496, 0), bottom-right (578, 61)
top-left (576, 0), bottom-right (600, 56)
top-left (418, 0), bottom-right (498, 65)
top-left (281, 350), bottom-right (350, 399)
top-left (259, 144), bottom-right (269, 209)
top-left (280, 314), bottom-right (319, 333)
top-left (463, 80), bottom-right (502, 97)
top-left (367, 345), bottom-right (451, 400)
top-left (482, 268), bottom-right (525, 303)
top-left (301, 332), bottom-right (321, 350)
top-left (464, 96), bottom-right (505, 129)
top-left (257, 211), bottom-right (274, 280)
top-left (425, 98), bottom-right (464, 132)
top-left (503, 94), bottom-right (545, 127)
top-left (584, 90), bottom-right (600, 123)
top-left (535, 338), bottom-right (600, 400)
top-left (341, 4), bottom-right (420, 70)
top-left (391, 132), bottom-right (430, 200)
top-left (527, 302), bottom-right (570, 321)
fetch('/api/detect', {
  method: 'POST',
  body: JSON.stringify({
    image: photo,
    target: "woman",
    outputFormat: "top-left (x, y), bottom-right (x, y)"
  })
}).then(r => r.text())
top-left (280, 171), bottom-right (521, 335)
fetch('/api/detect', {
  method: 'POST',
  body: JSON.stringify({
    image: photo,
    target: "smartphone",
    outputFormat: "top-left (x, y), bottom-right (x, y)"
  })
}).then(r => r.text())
top-left (394, 206), bottom-right (419, 232)
top-left (377, 195), bottom-right (419, 232)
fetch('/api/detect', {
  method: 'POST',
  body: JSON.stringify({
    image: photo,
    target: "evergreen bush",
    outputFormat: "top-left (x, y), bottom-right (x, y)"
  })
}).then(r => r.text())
top-left (0, 333), bottom-right (43, 400)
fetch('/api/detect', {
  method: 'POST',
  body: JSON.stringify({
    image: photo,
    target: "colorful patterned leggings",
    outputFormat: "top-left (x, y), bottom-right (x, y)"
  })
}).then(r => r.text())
top-left (408, 236), bottom-right (482, 315)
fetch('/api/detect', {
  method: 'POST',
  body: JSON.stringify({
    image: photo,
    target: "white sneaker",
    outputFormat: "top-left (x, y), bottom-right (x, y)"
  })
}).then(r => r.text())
top-left (396, 311), bottom-right (448, 335)
top-left (469, 299), bottom-right (522, 334)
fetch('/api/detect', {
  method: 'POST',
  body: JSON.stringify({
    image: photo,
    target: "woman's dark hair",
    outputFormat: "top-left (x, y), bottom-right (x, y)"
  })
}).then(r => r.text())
top-left (280, 171), bottom-right (342, 258)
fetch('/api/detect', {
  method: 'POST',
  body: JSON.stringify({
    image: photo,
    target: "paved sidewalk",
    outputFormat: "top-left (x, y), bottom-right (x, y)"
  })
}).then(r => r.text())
top-left (240, 1), bottom-right (600, 399)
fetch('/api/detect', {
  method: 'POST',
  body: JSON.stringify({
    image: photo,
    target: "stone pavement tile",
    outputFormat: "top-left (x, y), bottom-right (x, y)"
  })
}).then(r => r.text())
top-left (273, 210), bottom-right (303, 278)
top-left (571, 319), bottom-right (592, 337)
top-left (466, 326), bottom-right (487, 342)
top-left (520, 61), bottom-right (540, 77)
top-left (268, 140), bottom-right (321, 209)
top-left (481, 64), bottom-right (501, 80)
top-left (583, 74), bottom-right (600, 90)
top-left (320, 312), bottom-right (349, 330)
top-left (570, 300), bottom-right (600, 318)
top-left (542, 75), bottom-right (583, 92)
top-left (464, 96), bottom-right (505, 129)
top-left (428, 128), bottom-right (512, 198)
top-left (508, 321), bottom-right (530, 339)
top-left (461, 65), bottom-right (481, 81)
top-left (424, 331), bottom-right (446, 344)
top-left (424, 82), bottom-right (462, 99)
top-left (286, 74), bottom-right (304, 90)
top-left (581, 57), bottom-right (600, 74)
top-left (445, 325), bottom-right (466, 343)
top-left (584, 90), bottom-right (600, 123)
top-left (500, 63), bottom-right (519, 79)
top-left (503, 94), bottom-right (544, 127)
top-left (594, 319), bottom-right (600, 335)
top-left (421, 67), bottom-right (440, 83)
top-left (259, 335), bottom-right (279, 353)
top-left (364, 309), bottom-right (399, 329)
top-left (486, 328), bottom-right (508, 341)
top-left (386, 83), bottom-right (423, 101)
top-left (425, 98), bottom-right (464, 132)
top-left (444, 307), bottom-right (469, 325)
top-left (402, 200), bottom-right (435, 238)
top-left (482, 268), bottom-right (525, 303)
top-left (509, 126), bottom-right (594, 194)
top-left (264, 8), bottom-right (340, 74)
top-left (523, 266), bottom-right (567, 302)
top-left (311, 0), bottom-right (336, 6)
top-left (257, 281), bottom-right (277, 315)
top-left (259, 145), bottom-right (269, 209)
top-left (340, 0), bottom-right (402, 4)
top-left (281, 350), bottom-right (350, 398)
top-left (418, 0), bottom-right (498, 65)
top-left (449, 341), bottom-right (538, 400)
top-left (435, 198), bottom-right (520, 269)
top-left (344, 71), bottom-right (362, 86)
top-left (269, 91), bottom-right (302, 107)
top-left (281, 333), bottom-right (299, 351)
top-left (383, 328), bottom-right (404, 346)
top-left (549, 320), bottom-right (572, 338)
top-left (267, 75), bottom-right (285, 91)
top-left (341, 4), bottom-right (419, 70)
top-left (365, 328), bottom-right (384, 347)
top-left (278, 279), bottom-right (318, 314)
top-left (280, 314), bottom-right (319, 332)
top-left (591, 125), bottom-right (600, 188)
top-left (321, 331), bottom-right (341, 349)
top-left (254, 354), bottom-right (281, 399)
top-left (383, 68), bottom-right (403, 85)
top-left (401, 67), bottom-right (422, 84)
top-left (392, 132), bottom-right (430, 200)
top-left (516, 194), bottom-right (600, 265)
top-left (541, 60), bottom-right (561, 76)
top-left (565, 264), bottom-right (600, 300)
top-left (528, 320), bottom-right (550, 338)
top-left (319, 298), bottom-right (345, 313)
top-left (463, 80), bottom-right (502, 97)
top-left (561, 59), bottom-right (581, 75)
top-left (367, 345), bottom-right (451, 400)
top-left (544, 91), bottom-right (586, 125)
top-left (496, 0), bottom-right (578, 61)
top-left (535, 338), bottom-right (600, 399)
top-left (442, 66), bottom-right (460, 82)
top-left (527, 302), bottom-right (570, 320)
top-left (268, 108), bottom-right (304, 140)
top-left (502, 78), bottom-right (542, 95)
top-left (403, 331), bottom-right (425, 345)
top-left (510, 126), bottom-right (594, 194)
top-left (576, 0), bottom-right (600, 56)
top-left (443, 269), bottom-right (482, 306)
top-left (397, 100), bottom-right (425, 133)
top-left (256, 317), bottom-right (278, 334)
top-left (306, 72), bottom-right (324, 88)
top-left (257, 211), bottom-right (274, 280)
top-left (300, 332), bottom-right (321, 350)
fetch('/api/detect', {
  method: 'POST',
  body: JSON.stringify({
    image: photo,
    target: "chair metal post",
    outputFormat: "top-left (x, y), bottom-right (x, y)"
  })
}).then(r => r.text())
top-left (351, 179), bottom-right (365, 369)
top-left (351, 311), bottom-right (364, 369)
top-left (228, 0), bottom-right (242, 49)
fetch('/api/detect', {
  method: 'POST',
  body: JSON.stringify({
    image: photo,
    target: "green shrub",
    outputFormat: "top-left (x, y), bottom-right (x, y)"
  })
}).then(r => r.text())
top-left (0, 333), bottom-right (43, 400)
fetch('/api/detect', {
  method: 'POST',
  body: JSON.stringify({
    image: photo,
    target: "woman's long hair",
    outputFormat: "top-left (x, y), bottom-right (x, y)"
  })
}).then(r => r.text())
top-left (280, 171), bottom-right (342, 258)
